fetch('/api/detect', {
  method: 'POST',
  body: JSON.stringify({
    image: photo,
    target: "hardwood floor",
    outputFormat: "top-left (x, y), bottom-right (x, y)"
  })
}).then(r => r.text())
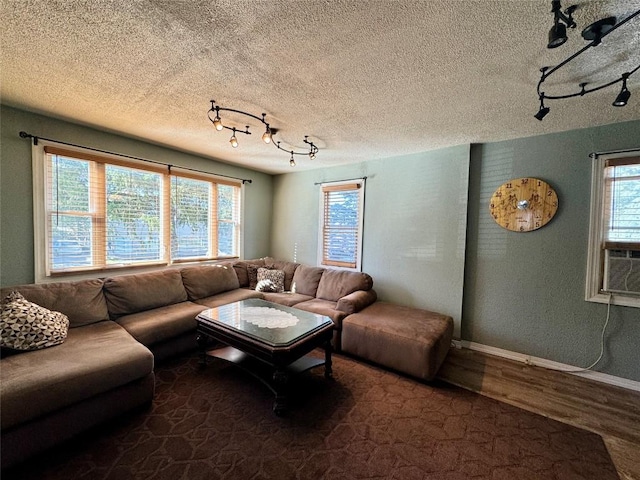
top-left (437, 347), bottom-right (640, 480)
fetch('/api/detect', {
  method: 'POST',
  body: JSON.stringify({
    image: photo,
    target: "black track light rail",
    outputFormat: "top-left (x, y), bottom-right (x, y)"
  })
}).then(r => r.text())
top-left (535, 5), bottom-right (640, 120)
top-left (537, 9), bottom-right (640, 101)
top-left (207, 100), bottom-right (319, 166)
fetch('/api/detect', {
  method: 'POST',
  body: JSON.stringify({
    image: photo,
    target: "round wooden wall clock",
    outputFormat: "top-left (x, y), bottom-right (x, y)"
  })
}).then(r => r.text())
top-left (489, 177), bottom-right (558, 232)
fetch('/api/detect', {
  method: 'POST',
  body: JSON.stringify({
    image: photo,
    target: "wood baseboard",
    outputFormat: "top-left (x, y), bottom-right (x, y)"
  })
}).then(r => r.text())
top-left (437, 347), bottom-right (640, 480)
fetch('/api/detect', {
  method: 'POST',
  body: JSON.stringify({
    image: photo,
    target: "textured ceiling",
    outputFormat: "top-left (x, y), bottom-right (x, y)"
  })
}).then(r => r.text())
top-left (2, 0), bottom-right (639, 174)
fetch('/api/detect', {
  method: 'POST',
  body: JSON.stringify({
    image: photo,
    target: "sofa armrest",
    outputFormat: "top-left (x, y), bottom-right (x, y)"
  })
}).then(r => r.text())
top-left (336, 289), bottom-right (377, 315)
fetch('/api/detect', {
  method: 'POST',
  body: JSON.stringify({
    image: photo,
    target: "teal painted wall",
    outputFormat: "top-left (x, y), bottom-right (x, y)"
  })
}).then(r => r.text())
top-left (272, 145), bottom-right (471, 337)
top-left (465, 120), bottom-right (640, 382)
top-left (0, 105), bottom-right (273, 287)
top-left (272, 120), bottom-right (640, 382)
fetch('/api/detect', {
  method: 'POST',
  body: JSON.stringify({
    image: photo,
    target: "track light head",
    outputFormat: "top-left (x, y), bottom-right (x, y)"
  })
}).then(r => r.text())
top-left (548, 22), bottom-right (567, 48)
top-left (230, 128), bottom-right (238, 148)
top-left (213, 116), bottom-right (223, 131)
top-left (613, 88), bottom-right (630, 107)
top-left (289, 152), bottom-right (296, 167)
top-left (534, 106), bottom-right (550, 121)
top-left (262, 126), bottom-right (272, 144)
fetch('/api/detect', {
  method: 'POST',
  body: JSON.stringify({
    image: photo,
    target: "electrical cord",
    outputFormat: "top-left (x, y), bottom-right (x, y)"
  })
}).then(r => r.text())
top-left (540, 293), bottom-right (612, 374)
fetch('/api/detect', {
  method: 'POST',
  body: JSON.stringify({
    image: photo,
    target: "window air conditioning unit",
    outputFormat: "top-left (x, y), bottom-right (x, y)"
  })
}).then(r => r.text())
top-left (604, 250), bottom-right (640, 295)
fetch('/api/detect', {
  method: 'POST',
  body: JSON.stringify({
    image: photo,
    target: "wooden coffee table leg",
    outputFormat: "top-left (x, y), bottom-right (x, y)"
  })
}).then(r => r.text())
top-left (324, 340), bottom-right (333, 379)
top-left (272, 369), bottom-right (289, 416)
top-left (196, 333), bottom-right (208, 366)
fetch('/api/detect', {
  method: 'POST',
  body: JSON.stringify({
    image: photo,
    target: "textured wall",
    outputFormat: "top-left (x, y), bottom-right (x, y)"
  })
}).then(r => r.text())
top-left (464, 120), bottom-right (640, 382)
top-left (272, 145), bottom-right (471, 336)
top-left (0, 106), bottom-right (273, 287)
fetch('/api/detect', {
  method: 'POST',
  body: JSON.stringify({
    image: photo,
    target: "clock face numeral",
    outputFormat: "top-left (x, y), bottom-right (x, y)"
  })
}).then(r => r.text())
top-left (489, 177), bottom-right (558, 232)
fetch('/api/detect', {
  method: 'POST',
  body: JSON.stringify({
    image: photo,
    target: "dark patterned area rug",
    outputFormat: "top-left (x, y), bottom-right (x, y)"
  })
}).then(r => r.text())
top-left (4, 352), bottom-right (618, 480)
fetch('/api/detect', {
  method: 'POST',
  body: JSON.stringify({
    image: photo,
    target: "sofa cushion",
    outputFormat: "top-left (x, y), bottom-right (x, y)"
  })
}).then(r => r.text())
top-left (194, 289), bottom-right (263, 309)
top-left (180, 264), bottom-right (239, 300)
top-left (0, 279), bottom-right (109, 328)
top-left (257, 268), bottom-right (285, 292)
top-left (260, 292), bottom-right (314, 307)
top-left (104, 270), bottom-right (188, 319)
top-left (263, 258), bottom-right (300, 291)
top-left (115, 301), bottom-right (206, 347)
top-left (1, 292), bottom-right (69, 351)
top-left (232, 259), bottom-right (266, 287)
top-left (294, 298), bottom-right (348, 326)
top-left (291, 265), bottom-right (325, 296)
top-left (316, 269), bottom-right (373, 302)
top-left (0, 320), bottom-right (153, 430)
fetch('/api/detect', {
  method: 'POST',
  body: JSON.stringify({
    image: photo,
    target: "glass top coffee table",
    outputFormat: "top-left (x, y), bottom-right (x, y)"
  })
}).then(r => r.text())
top-left (196, 299), bottom-right (334, 415)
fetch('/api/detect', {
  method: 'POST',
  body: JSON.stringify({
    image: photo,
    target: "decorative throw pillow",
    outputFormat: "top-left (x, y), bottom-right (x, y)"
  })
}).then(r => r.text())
top-left (255, 279), bottom-right (278, 293)
top-left (246, 264), bottom-right (261, 290)
top-left (256, 268), bottom-right (285, 293)
top-left (1, 291), bottom-right (70, 351)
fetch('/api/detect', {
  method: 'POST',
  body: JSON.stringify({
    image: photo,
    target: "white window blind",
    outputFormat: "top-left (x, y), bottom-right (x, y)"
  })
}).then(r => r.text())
top-left (602, 157), bottom-right (640, 250)
top-left (320, 180), bottom-right (365, 270)
top-left (43, 146), bottom-right (241, 275)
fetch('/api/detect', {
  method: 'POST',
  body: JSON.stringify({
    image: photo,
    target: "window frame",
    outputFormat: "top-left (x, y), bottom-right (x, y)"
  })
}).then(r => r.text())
top-left (317, 178), bottom-right (366, 272)
top-left (32, 141), bottom-right (243, 282)
top-left (585, 152), bottom-right (640, 308)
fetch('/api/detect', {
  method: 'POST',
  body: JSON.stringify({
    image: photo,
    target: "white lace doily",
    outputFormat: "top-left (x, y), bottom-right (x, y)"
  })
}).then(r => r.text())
top-left (242, 306), bottom-right (300, 329)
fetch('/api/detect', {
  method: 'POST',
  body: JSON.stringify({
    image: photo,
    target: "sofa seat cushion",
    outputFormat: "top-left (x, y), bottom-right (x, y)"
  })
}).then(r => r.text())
top-left (194, 288), bottom-right (263, 309)
top-left (0, 321), bottom-right (153, 430)
top-left (0, 279), bottom-right (109, 328)
top-left (316, 269), bottom-right (374, 302)
top-left (293, 298), bottom-right (348, 326)
top-left (181, 264), bottom-right (239, 300)
top-left (116, 301), bottom-right (206, 347)
top-left (104, 269), bottom-right (188, 319)
top-left (260, 292), bottom-right (314, 307)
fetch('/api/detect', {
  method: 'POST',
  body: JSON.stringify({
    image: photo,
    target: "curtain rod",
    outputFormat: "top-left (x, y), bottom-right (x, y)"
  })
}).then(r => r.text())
top-left (314, 176), bottom-right (367, 186)
top-left (18, 131), bottom-right (252, 184)
top-left (589, 147), bottom-right (640, 159)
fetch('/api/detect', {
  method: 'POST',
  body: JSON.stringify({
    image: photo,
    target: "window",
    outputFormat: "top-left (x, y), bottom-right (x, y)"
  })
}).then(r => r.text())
top-left (35, 144), bottom-right (241, 279)
top-left (318, 179), bottom-right (365, 271)
top-left (586, 153), bottom-right (640, 307)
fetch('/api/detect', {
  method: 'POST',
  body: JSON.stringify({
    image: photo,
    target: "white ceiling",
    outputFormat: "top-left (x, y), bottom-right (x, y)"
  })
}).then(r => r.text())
top-left (2, 0), bottom-right (639, 174)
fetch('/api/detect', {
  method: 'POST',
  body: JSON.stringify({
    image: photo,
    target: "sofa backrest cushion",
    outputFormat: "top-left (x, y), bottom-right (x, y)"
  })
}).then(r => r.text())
top-left (180, 264), bottom-right (240, 300)
top-left (291, 265), bottom-right (325, 297)
top-left (0, 279), bottom-right (109, 328)
top-left (232, 259), bottom-right (266, 287)
top-left (103, 269), bottom-right (188, 318)
top-left (263, 258), bottom-right (300, 291)
top-left (316, 269), bottom-right (374, 302)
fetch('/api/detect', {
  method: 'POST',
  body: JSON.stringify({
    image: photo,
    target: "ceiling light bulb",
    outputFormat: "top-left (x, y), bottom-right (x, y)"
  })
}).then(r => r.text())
top-left (309, 151), bottom-right (316, 160)
top-left (230, 131), bottom-right (238, 148)
top-left (290, 153), bottom-right (295, 167)
top-left (262, 128), bottom-right (272, 144)
top-left (213, 116), bottom-right (223, 131)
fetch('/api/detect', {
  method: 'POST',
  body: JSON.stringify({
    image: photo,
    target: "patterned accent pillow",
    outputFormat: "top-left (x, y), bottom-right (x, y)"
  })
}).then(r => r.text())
top-left (246, 264), bottom-right (261, 290)
top-left (255, 279), bottom-right (278, 293)
top-left (1, 291), bottom-right (70, 351)
top-left (256, 268), bottom-right (285, 293)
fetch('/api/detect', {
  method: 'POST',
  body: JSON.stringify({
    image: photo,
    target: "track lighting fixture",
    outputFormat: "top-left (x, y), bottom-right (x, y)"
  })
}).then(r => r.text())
top-left (547, 0), bottom-right (576, 48)
top-left (535, 2), bottom-right (639, 120)
top-left (207, 100), bottom-right (319, 166)
top-left (612, 73), bottom-right (631, 106)
top-left (534, 96), bottom-right (550, 121)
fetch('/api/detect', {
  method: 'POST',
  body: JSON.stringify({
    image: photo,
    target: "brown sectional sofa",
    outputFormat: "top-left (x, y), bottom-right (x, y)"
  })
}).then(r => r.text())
top-left (0, 258), bottom-right (377, 467)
